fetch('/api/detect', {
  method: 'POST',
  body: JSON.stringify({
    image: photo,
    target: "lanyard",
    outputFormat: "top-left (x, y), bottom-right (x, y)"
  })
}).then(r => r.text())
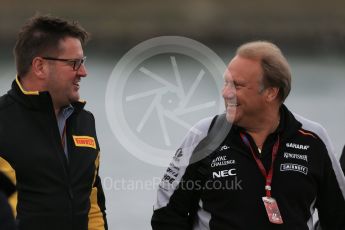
top-left (240, 133), bottom-right (280, 197)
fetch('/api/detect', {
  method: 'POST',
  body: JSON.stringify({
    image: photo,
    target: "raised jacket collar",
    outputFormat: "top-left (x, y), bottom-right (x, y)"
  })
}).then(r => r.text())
top-left (7, 76), bottom-right (86, 114)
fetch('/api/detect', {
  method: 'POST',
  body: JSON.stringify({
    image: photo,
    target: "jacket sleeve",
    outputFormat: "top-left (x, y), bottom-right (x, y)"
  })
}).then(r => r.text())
top-left (88, 152), bottom-right (108, 230)
top-left (317, 150), bottom-right (345, 229)
top-left (151, 117), bottom-right (213, 230)
top-left (340, 145), bottom-right (345, 173)
top-left (0, 190), bottom-right (16, 230)
top-left (0, 172), bottom-right (16, 197)
top-left (313, 126), bottom-right (345, 229)
top-left (0, 157), bottom-right (17, 217)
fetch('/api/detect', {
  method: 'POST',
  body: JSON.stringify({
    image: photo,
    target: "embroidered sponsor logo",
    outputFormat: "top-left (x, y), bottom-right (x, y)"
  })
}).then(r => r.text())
top-left (283, 152), bottom-right (308, 162)
top-left (73, 136), bottom-right (97, 149)
top-left (173, 148), bottom-right (183, 162)
top-left (169, 162), bottom-right (179, 171)
top-left (211, 155), bottom-right (236, 168)
top-left (212, 169), bottom-right (237, 178)
top-left (162, 169), bottom-right (178, 184)
top-left (280, 163), bottom-right (308, 175)
top-left (219, 145), bottom-right (230, 151)
top-left (286, 143), bottom-right (310, 150)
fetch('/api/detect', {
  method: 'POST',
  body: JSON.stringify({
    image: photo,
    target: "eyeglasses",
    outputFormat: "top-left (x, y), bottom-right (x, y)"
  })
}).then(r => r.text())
top-left (42, 56), bottom-right (87, 71)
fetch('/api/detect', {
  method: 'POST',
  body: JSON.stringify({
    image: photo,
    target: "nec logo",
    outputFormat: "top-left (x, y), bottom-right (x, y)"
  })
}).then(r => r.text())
top-left (212, 169), bottom-right (237, 178)
top-left (286, 143), bottom-right (309, 150)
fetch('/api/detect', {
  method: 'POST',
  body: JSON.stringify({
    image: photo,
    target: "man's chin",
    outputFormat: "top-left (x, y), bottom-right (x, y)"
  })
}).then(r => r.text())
top-left (69, 95), bottom-right (80, 103)
top-left (225, 112), bottom-right (236, 123)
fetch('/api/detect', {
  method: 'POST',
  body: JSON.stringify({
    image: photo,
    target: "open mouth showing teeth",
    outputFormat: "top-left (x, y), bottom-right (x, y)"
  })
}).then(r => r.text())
top-left (73, 83), bottom-right (80, 90)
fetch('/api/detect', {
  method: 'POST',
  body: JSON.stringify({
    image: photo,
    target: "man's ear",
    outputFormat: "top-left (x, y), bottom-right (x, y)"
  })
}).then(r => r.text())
top-left (265, 87), bottom-right (280, 102)
top-left (31, 57), bottom-right (48, 79)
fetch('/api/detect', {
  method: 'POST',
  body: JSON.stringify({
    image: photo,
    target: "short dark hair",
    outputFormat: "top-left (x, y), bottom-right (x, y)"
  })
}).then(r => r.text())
top-left (14, 15), bottom-right (90, 77)
top-left (236, 41), bottom-right (291, 103)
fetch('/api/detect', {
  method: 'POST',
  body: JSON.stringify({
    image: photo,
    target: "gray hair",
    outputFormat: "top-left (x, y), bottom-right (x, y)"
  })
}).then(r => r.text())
top-left (236, 41), bottom-right (291, 103)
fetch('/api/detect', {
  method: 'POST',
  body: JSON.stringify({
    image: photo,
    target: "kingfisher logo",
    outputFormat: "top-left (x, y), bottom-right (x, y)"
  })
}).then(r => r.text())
top-left (284, 152), bottom-right (308, 162)
top-left (286, 143), bottom-right (309, 150)
top-left (73, 136), bottom-right (97, 149)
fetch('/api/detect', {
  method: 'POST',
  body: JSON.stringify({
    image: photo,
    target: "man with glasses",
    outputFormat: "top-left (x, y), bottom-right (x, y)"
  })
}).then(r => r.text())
top-left (0, 15), bottom-right (107, 230)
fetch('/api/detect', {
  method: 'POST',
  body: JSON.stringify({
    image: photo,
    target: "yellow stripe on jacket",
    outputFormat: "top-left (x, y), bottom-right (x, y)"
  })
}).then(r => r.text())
top-left (88, 152), bottom-right (105, 230)
top-left (0, 156), bottom-right (17, 217)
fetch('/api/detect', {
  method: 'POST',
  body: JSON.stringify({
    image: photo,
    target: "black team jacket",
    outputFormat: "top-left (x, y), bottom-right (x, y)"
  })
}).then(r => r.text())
top-left (152, 105), bottom-right (345, 230)
top-left (0, 78), bottom-right (107, 230)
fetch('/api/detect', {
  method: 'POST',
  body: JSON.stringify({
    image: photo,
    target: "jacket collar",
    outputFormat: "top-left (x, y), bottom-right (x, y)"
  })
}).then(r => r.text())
top-left (232, 104), bottom-right (302, 141)
top-left (8, 76), bottom-right (86, 114)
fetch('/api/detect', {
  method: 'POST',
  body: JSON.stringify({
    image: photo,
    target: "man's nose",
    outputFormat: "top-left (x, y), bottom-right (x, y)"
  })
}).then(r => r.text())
top-left (77, 63), bottom-right (88, 77)
top-left (222, 84), bottom-right (236, 99)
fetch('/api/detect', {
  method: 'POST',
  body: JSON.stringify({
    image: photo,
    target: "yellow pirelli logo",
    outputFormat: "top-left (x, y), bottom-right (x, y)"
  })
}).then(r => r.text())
top-left (73, 136), bottom-right (97, 149)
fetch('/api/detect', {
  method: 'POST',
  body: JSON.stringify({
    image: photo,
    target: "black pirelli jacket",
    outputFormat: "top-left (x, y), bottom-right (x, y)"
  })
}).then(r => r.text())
top-left (152, 105), bottom-right (345, 230)
top-left (0, 78), bottom-right (107, 230)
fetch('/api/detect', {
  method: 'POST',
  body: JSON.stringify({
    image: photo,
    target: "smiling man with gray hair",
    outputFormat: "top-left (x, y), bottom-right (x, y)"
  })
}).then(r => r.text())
top-left (151, 41), bottom-right (345, 230)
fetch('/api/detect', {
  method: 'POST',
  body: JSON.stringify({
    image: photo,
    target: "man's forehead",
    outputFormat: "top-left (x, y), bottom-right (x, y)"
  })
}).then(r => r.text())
top-left (57, 37), bottom-right (84, 55)
top-left (227, 56), bottom-right (262, 78)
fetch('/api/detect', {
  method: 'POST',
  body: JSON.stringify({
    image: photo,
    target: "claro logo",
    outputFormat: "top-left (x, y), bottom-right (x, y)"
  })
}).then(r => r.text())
top-left (212, 169), bottom-right (237, 178)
